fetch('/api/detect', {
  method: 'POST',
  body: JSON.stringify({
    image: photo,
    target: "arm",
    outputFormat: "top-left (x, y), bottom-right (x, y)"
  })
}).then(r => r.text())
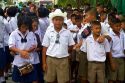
top-left (106, 52), bottom-right (116, 71)
top-left (42, 46), bottom-right (48, 72)
top-left (10, 47), bottom-right (30, 59)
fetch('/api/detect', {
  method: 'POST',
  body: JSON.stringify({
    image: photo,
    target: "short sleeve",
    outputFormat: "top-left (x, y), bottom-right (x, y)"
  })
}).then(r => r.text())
top-left (80, 39), bottom-right (87, 52)
top-left (8, 32), bottom-right (16, 48)
top-left (42, 31), bottom-right (50, 47)
top-left (104, 39), bottom-right (110, 52)
top-left (68, 31), bottom-right (75, 46)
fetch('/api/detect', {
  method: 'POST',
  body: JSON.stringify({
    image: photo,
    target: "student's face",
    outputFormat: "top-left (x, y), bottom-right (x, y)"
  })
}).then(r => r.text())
top-left (92, 25), bottom-right (101, 36)
top-left (76, 20), bottom-right (82, 27)
top-left (20, 24), bottom-right (29, 34)
top-left (100, 14), bottom-right (107, 22)
top-left (32, 21), bottom-right (38, 32)
top-left (71, 17), bottom-right (76, 24)
top-left (52, 16), bottom-right (64, 29)
top-left (121, 22), bottom-right (125, 30)
top-left (112, 23), bottom-right (121, 33)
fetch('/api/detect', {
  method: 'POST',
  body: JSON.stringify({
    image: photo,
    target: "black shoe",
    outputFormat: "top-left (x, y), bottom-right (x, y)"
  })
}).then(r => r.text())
top-left (2, 81), bottom-right (6, 83)
top-left (5, 76), bottom-right (8, 80)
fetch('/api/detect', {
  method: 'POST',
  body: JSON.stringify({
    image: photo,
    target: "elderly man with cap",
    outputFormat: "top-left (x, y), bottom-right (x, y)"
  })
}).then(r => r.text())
top-left (42, 9), bottom-right (75, 83)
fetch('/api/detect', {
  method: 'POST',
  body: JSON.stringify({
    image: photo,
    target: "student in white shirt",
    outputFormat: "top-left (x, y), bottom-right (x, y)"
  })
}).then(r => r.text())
top-left (8, 14), bottom-right (38, 83)
top-left (42, 9), bottom-right (75, 83)
top-left (108, 17), bottom-right (125, 83)
top-left (121, 19), bottom-right (125, 49)
top-left (66, 14), bottom-right (76, 27)
top-left (3, 17), bottom-right (12, 80)
top-left (36, 7), bottom-right (50, 42)
top-left (7, 6), bottom-right (18, 32)
top-left (30, 16), bottom-right (44, 83)
top-left (0, 8), bottom-right (6, 83)
top-left (81, 21), bottom-right (111, 83)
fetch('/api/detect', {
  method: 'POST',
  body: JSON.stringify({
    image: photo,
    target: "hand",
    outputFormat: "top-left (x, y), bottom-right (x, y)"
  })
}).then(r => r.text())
top-left (106, 36), bottom-right (112, 42)
top-left (97, 35), bottom-right (105, 43)
top-left (73, 44), bottom-right (80, 51)
top-left (43, 64), bottom-right (47, 72)
top-left (20, 50), bottom-right (30, 59)
top-left (26, 45), bottom-right (37, 52)
top-left (110, 61), bottom-right (117, 72)
top-left (10, 51), bottom-right (16, 56)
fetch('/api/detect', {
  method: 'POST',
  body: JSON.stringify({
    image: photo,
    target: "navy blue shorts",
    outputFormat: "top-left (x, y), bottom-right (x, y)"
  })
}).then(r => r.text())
top-left (12, 64), bottom-right (39, 82)
top-left (4, 46), bottom-right (14, 64)
top-left (35, 63), bottom-right (44, 83)
top-left (0, 48), bottom-right (6, 70)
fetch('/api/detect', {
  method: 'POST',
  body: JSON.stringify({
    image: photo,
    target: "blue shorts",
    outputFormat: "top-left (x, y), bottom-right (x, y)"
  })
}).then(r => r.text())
top-left (12, 64), bottom-right (39, 82)
top-left (0, 48), bottom-right (6, 70)
top-left (4, 46), bottom-right (14, 64)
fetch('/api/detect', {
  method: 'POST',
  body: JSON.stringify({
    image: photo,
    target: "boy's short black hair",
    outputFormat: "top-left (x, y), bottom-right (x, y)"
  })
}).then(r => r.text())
top-left (17, 14), bottom-right (32, 29)
top-left (91, 20), bottom-right (101, 28)
top-left (0, 7), bottom-right (4, 16)
top-left (111, 18), bottom-right (121, 24)
top-left (71, 14), bottom-right (77, 18)
top-left (7, 6), bottom-right (18, 17)
top-left (96, 3), bottom-right (104, 8)
top-left (121, 19), bottom-right (125, 23)
top-left (67, 4), bottom-right (72, 7)
top-left (38, 7), bottom-right (49, 17)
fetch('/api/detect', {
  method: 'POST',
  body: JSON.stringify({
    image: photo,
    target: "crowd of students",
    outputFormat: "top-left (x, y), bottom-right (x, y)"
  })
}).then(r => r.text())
top-left (0, 1), bottom-right (125, 83)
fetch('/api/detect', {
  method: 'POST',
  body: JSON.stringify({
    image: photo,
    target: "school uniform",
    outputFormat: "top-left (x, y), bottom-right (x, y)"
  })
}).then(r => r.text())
top-left (8, 17), bottom-right (18, 32)
top-left (35, 17), bottom-right (50, 43)
top-left (33, 32), bottom-right (44, 83)
top-left (100, 22), bottom-right (111, 35)
top-left (78, 23), bottom-right (91, 80)
top-left (108, 30), bottom-right (125, 81)
top-left (68, 24), bottom-right (79, 41)
top-left (0, 16), bottom-right (6, 70)
top-left (42, 27), bottom-right (75, 83)
top-left (65, 19), bottom-right (72, 27)
top-left (8, 29), bottom-right (39, 82)
top-left (80, 34), bottom-right (110, 83)
top-left (3, 18), bottom-right (13, 65)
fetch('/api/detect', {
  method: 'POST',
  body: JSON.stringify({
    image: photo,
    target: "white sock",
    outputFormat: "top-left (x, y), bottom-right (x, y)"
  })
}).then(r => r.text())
top-left (0, 77), bottom-right (2, 82)
top-left (0, 76), bottom-right (5, 82)
top-left (4, 72), bottom-right (8, 77)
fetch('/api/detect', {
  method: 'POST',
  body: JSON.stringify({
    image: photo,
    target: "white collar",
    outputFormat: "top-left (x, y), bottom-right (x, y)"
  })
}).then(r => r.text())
top-left (50, 26), bottom-right (67, 33)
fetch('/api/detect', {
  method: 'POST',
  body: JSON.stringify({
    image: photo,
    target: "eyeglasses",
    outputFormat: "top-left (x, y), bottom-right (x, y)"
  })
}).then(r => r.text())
top-left (55, 34), bottom-right (60, 44)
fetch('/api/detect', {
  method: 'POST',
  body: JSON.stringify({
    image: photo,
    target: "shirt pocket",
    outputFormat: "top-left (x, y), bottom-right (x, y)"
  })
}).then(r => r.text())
top-left (97, 44), bottom-right (105, 55)
top-left (49, 34), bottom-right (56, 43)
top-left (60, 35), bottom-right (68, 45)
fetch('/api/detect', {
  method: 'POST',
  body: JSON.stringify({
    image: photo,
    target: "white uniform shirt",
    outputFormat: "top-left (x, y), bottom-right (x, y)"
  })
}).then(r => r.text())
top-left (109, 30), bottom-right (125, 58)
top-left (42, 27), bottom-right (75, 58)
top-left (35, 17), bottom-right (50, 42)
top-left (121, 29), bottom-right (125, 50)
top-left (101, 22), bottom-right (110, 35)
top-left (76, 24), bottom-right (85, 43)
top-left (80, 34), bottom-right (110, 62)
top-left (4, 19), bottom-right (11, 46)
top-left (0, 16), bottom-right (5, 48)
top-left (9, 29), bottom-right (39, 66)
top-left (65, 19), bottom-right (72, 27)
top-left (9, 17), bottom-right (18, 32)
top-left (68, 24), bottom-right (78, 39)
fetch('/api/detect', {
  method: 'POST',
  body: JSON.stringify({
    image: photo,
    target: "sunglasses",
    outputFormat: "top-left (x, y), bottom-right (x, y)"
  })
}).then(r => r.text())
top-left (55, 34), bottom-right (60, 44)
